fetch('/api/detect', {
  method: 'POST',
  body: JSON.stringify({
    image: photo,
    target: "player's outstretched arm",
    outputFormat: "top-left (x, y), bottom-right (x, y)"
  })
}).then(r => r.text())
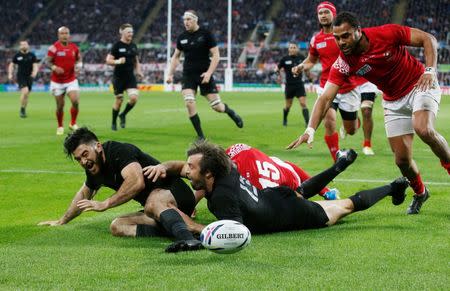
top-left (38, 184), bottom-right (96, 226)
top-left (143, 161), bottom-right (187, 182)
top-left (167, 49), bottom-right (182, 83)
top-left (286, 82), bottom-right (340, 149)
top-left (292, 53), bottom-right (318, 76)
top-left (174, 208), bottom-right (205, 234)
top-left (409, 28), bottom-right (438, 91)
top-left (78, 162), bottom-right (145, 212)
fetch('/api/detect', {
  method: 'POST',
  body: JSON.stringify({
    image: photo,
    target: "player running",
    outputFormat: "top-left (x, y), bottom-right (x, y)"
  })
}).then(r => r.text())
top-left (292, 2), bottom-right (374, 159)
top-left (143, 141), bottom-right (408, 252)
top-left (166, 10), bottom-right (243, 140)
top-left (275, 42), bottom-right (309, 127)
top-left (46, 26), bottom-right (82, 135)
top-left (106, 23), bottom-right (143, 131)
top-left (7, 40), bottom-right (40, 118)
top-left (287, 12), bottom-right (450, 214)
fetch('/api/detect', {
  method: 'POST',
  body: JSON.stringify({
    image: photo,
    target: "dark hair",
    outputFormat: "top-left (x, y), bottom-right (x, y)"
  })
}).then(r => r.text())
top-left (187, 140), bottom-right (231, 179)
top-left (63, 127), bottom-right (98, 158)
top-left (333, 11), bottom-right (360, 29)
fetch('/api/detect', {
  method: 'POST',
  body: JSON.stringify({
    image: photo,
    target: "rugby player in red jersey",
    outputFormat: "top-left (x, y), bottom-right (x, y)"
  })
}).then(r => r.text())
top-left (46, 26), bottom-right (82, 135)
top-left (292, 2), bottom-right (371, 161)
top-left (288, 12), bottom-right (450, 214)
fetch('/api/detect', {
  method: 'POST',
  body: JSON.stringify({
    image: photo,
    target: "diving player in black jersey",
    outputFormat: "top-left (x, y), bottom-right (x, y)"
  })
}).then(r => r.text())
top-left (276, 42), bottom-right (309, 126)
top-left (106, 24), bottom-right (143, 131)
top-left (8, 40), bottom-right (39, 118)
top-left (167, 10), bottom-right (243, 140)
top-left (38, 128), bottom-right (202, 252)
top-left (144, 141), bottom-right (408, 251)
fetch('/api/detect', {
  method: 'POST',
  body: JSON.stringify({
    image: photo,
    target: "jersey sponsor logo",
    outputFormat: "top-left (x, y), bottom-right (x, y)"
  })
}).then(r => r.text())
top-left (197, 36), bottom-right (204, 42)
top-left (57, 51), bottom-right (66, 56)
top-left (285, 60), bottom-right (292, 65)
top-left (333, 56), bottom-right (350, 75)
top-left (180, 39), bottom-right (188, 44)
top-left (17, 56), bottom-right (23, 61)
top-left (119, 48), bottom-right (126, 52)
top-left (317, 41), bottom-right (327, 49)
top-left (356, 64), bottom-right (372, 76)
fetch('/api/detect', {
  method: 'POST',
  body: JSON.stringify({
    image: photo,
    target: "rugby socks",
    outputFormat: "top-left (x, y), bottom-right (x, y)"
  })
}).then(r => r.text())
top-left (136, 224), bottom-right (168, 237)
top-left (363, 139), bottom-right (372, 148)
top-left (70, 106), bottom-right (78, 125)
top-left (302, 108), bottom-right (310, 125)
top-left (440, 160), bottom-right (450, 175)
top-left (298, 163), bottom-right (344, 199)
top-left (112, 109), bottom-right (119, 125)
top-left (409, 174), bottom-right (425, 196)
top-left (56, 111), bottom-right (64, 127)
top-left (286, 161), bottom-right (329, 197)
top-left (120, 102), bottom-right (134, 117)
top-left (349, 185), bottom-right (391, 212)
top-left (324, 132), bottom-right (339, 162)
top-left (190, 114), bottom-right (205, 139)
top-left (283, 108), bottom-right (289, 125)
top-left (159, 209), bottom-right (195, 241)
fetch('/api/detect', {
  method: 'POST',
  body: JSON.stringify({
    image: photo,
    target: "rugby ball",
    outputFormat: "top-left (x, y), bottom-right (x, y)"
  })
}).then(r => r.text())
top-left (200, 220), bottom-right (251, 254)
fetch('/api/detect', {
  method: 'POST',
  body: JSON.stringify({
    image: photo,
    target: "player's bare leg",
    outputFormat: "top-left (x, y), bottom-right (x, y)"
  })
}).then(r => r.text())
top-left (413, 109), bottom-right (450, 175)
top-left (182, 89), bottom-right (204, 140)
top-left (145, 188), bottom-right (202, 252)
top-left (19, 87), bottom-right (30, 118)
top-left (118, 89), bottom-right (139, 129)
top-left (67, 90), bottom-right (79, 130)
top-left (206, 93), bottom-right (243, 128)
top-left (110, 211), bottom-right (160, 237)
top-left (298, 96), bottom-right (309, 126)
top-left (324, 108), bottom-right (339, 161)
top-left (361, 101), bottom-right (375, 155)
top-left (283, 98), bottom-right (293, 126)
top-left (111, 94), bottom-right (123, 131)
top-left (342, 118), bottom-right (359, 135)
top-left (54, 94), bottom-right (65, 135)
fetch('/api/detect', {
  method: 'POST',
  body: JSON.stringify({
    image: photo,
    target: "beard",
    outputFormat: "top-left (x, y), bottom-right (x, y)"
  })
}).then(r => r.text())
top-left (190, 178), bottom-right (206, 191)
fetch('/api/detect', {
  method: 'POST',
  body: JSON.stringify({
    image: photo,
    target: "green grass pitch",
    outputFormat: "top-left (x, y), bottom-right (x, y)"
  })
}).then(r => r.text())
top-left (0, 90), bottom-right (449, 289)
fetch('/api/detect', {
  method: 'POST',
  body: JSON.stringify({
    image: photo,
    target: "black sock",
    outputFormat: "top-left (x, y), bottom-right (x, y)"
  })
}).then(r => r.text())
top-left (349, 185), bottom-right (392, 212)
top-left (120, 102), bottom-right (135, 116)
top-left (298, 163), bottom-right (343, 199)
top-left (136, 224), bottom-right (168, 237)
top-left (283, 108), bottom-right (289, 122)
top-left (302, 108), bottom-right (310, 124)
top-left (190, 114), bottom-right (205, 138)
top-left (112, 109), bottom-right (119, 124)
top-left (159, 209), bottom-right (194, 241)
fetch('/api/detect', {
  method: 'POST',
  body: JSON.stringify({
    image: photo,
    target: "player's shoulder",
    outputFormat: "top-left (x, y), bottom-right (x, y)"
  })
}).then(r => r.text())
top-left (48, 42), bottom-right (58, 53)
top-left (310, 30), bottom-right (324, 44)
top-left (363, 24), bottom-right (405, 36)
top-left (226, 143), bottom-right (252, 159)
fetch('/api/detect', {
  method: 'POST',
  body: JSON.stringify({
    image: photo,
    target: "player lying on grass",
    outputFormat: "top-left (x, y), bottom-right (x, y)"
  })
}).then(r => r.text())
top-left (143, 141), bottom-right (409, 252)
top-left (38, 127), bottom-right (203, 252)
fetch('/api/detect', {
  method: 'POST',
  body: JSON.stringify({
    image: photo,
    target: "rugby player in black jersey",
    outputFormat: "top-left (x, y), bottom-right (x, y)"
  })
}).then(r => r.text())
top-left (276, 42), bottom-right (309, 126)
top-left (144, 141), bottom-right (408, 251)
top-left (8, 40), bottom-right (40, 118)
top-left (167, 10), bottom-right (243, 140)
top-left (38, 128), bottom-right (202, 252)
top-left (106, 24), bottom-right (143, 131)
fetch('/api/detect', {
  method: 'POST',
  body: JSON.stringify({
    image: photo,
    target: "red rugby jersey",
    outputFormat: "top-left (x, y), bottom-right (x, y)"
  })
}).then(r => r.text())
top-left (47, 41), bottom-right (79, 83)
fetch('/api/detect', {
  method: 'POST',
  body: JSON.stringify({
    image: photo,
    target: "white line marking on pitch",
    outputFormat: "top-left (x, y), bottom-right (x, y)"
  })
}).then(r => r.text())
top-left (1, 169), bottom-right (449, 186)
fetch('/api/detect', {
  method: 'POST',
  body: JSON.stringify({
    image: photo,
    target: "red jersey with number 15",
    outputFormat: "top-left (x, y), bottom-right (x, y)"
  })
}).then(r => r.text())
top-left (328, 24), bottom-right (424, 101)
top-left (309, 29), bottom-right (366, 93)
top-left (47, 41), bottom-right (79, 83)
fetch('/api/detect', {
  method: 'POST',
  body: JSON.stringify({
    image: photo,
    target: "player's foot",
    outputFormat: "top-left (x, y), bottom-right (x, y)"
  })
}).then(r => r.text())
top-left (339, 126), bottom-right (347, 139)
top-left (283, 119), bottom-right (287, 126)
top-left (20, 108), bottom-right (27, 118)
top-left (165, 239), bottom-right (204, 253)
top-left (56, 127), bottom-right (64, 135)
top-left (406, 188), bottom-right (430, 214)
top-left (231, 113), bottom-right (243, 128)
top-left (69, 124), bottom-right (79, 131)
top-left (362, 146), bottom-right (375, 156)
top-left (323, 188), bottom-right (340, 200)
top-left (335, 149), bottom-right (358, 172)
top-left (111, 123), bottom-right (117, 131)
top-left (119, 113), bottom-right (126, 128)
top-left (390, 177), bottom-right (408, 206)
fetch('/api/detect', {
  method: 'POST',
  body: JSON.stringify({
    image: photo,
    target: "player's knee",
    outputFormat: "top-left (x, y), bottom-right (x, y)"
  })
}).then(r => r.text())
top-left (209, 98), bottom-right (223, 112)
top-left (110, 218), bottom-right (124, 237)
top-left (115, 94), bottom-right (124, 101)
top-left (183, 92), bottom-right (195, 104)
top-left (414, 126), bottom-right (435, 142)
top-left (361, 100), bottom-right (374, 110)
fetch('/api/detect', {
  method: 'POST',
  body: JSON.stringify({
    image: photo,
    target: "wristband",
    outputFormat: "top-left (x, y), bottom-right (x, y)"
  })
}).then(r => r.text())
top-left (304, 127), bottom-right (315, 144)
top-left (423, 67), bottom-right (436, 75)
top-left (114, 59), bottom-right (121, 65)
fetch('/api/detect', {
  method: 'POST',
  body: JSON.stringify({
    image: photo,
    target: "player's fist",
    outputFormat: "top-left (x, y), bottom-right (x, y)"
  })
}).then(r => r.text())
top-left (200, 72), bottom-right (211, 84)
top-left (291, 64), bottom-right (304, 77)
top-left (118, 57), bottom-right (126, 64)
top-left (37, 220), bottom-right (64, 226)
top-left (52, 65), bottom-right (64, 74)
top-left (166, 74), bottom-right (173, 84)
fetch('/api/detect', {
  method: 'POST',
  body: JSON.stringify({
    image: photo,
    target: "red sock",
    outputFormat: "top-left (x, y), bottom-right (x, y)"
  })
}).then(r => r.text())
top-left (56, 111), bottom-right (63, 127)
top-left (363, 139), bottom-right (372, 148)
top-left (409, 174), bottom-right (425, 196)
top-left (324, 132), bottom-right (339, 162)
top-left (70, 106), bottom-right (78, 125)
top-left (440, 160), bottom-right (450, 175)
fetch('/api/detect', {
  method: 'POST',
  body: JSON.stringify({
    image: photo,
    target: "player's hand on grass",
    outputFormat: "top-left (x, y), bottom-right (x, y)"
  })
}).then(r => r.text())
top-left (166, 74), bottom-right (173, 84)
top-left (37, 220), bottom-right (64, 226)
top-left (415, 72), bottom-right (434, 91)
top-left (286, 127), bottom-right (315, 150)
top-left (200, 72), bottom-right (211, 84)
top-left (77, 199), bottom-right (107, 212)
top-left (143, 165), bottom-right (167, 182)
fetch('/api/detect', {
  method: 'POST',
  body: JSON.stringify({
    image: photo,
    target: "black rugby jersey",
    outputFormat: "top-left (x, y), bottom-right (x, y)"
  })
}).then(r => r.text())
top-left (277, 54), bottom-right (305, 85)
top-left (110, 41), bottom-right (138, 76)
top-left (12, 52), bottom-right (38, 77)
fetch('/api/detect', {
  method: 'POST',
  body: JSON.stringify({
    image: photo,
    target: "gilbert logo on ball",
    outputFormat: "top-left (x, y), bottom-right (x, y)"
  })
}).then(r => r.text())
top-left (200, 220), bottom-right (251, 254)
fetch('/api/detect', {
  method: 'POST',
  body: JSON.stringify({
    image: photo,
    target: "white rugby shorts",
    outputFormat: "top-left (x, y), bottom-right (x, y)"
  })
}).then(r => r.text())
top-left (318, 86), bottom-right (361, 112)
top-left (50, 79), bottom-right (80, 96)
